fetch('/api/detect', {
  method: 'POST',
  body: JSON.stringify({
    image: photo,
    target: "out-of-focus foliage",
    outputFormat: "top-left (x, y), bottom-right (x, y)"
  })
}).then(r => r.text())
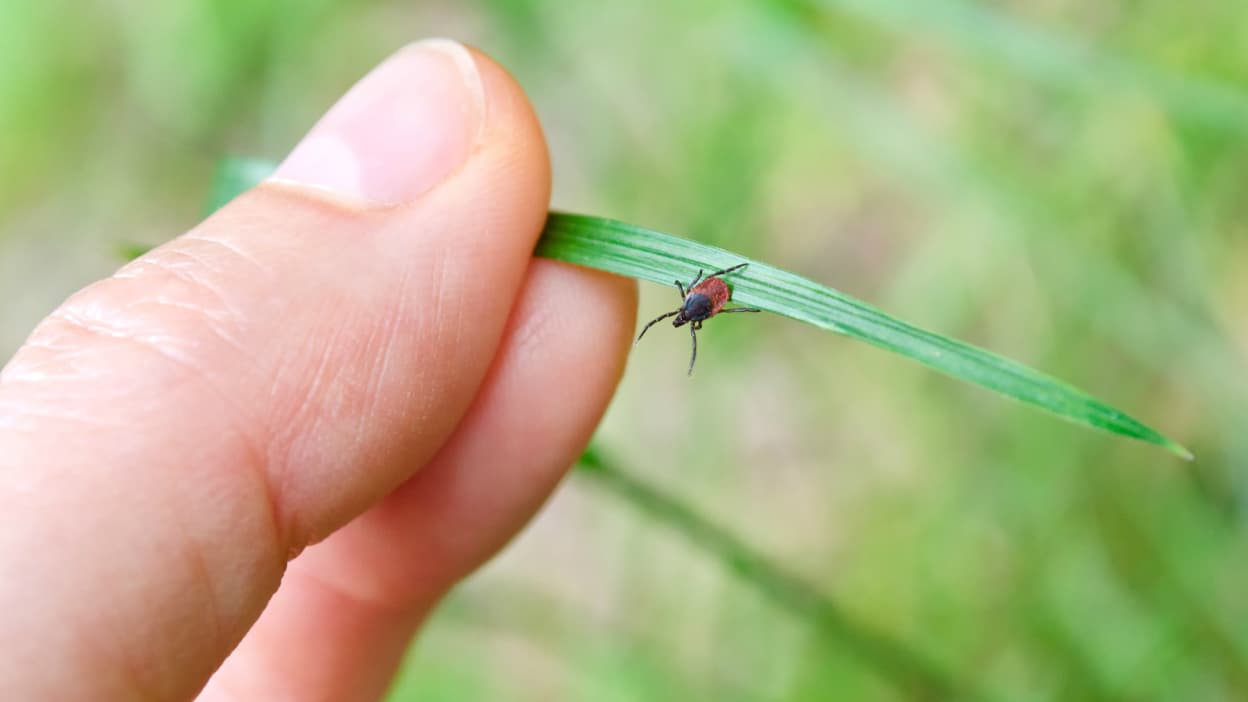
top-left (4, 0), bottom-right (1247, 699)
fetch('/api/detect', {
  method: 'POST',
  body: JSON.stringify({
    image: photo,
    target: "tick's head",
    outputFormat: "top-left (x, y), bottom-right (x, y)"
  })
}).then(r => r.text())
top-left (677, 292), bottom-right (714, 324)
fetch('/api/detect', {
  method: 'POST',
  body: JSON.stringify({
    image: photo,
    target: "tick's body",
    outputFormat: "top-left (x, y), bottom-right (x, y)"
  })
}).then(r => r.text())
top-left (680, 277), bottom-right (732, 322)
top-left (635, 263), bottom-right (761, 375)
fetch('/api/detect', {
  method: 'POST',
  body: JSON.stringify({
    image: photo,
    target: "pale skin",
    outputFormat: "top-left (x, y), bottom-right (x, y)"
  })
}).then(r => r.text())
top-left (0, 42), bottom-right (636, 700)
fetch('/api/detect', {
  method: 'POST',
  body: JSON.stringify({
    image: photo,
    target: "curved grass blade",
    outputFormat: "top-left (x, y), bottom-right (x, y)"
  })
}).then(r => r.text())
top-left (192, 157), bottom-right (1189, 459)
top-left (540, 213), bottom-right (1191, 459)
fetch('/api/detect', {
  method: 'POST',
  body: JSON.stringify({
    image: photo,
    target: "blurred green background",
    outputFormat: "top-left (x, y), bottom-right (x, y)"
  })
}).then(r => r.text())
top-left (3, 0), bottom-right (1247, 699)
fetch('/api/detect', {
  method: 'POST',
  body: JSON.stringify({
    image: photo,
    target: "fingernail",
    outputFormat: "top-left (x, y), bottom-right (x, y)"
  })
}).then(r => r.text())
top-left (271, 39), bottom-right (484, 205)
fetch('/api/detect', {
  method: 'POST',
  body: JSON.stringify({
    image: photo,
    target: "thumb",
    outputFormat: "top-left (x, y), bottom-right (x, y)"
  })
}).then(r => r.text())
top-left (0, 41), bottom-right (556, 699)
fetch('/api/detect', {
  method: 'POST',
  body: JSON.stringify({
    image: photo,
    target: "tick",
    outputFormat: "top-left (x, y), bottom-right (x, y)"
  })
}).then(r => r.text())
top-left (635, 263), bottom-right (762, 375)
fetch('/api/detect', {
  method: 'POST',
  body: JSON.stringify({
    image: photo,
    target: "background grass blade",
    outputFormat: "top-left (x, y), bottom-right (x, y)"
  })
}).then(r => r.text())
top-left (204, 156), bottom-right (282, 216)
top-left (576, 447), bottom-right (991, 701)
top-left (201, 157), bottom-right (1188, 458)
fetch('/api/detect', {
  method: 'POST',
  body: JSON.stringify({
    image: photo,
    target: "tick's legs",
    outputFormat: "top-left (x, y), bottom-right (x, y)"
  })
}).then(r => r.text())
top-left (688, 269), bottom-right (705, 289)
top-left (675, 280), bottom-right (686, 300)
top-left (687, 325), bottom-right (698, 376)
top-left (720, 307), bottom-right (762, 313)
top-left (705, 262), bottom-right (749, 279)
top-left (635, 310), bottom-right (679, 345)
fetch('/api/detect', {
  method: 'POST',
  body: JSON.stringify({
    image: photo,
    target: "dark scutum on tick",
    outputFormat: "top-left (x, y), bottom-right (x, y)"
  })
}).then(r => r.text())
top-left (635, 263), bottom-right (762, 375)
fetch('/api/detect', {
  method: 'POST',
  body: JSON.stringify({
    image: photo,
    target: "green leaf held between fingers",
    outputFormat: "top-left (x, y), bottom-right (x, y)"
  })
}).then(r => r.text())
top-left (541, 214), bottom-right (1191, 459)
top-left (192, 157), bottom-right (1191, 459)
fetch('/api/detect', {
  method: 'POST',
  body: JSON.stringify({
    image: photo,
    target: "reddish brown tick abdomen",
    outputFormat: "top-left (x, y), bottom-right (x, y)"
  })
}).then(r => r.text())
top-left (692, 277), bottom-right (732, 316)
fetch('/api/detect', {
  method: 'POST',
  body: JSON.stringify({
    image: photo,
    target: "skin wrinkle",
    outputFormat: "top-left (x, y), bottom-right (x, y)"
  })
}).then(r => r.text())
top-left (261, 297), bottom-right (393, 539)
top-left (85, 630), bottom-right (161, 702)
top-left (266, 301), bottom-right (401, 546)
top-left (403, 230), bottom-right (448, 347)
top-left (358, 271), bottom-right (411, 432)
top-left (253, 199), bottom-right (490, 499)
top-left (85, 254), bottom-right (254, 370)
top-left (168, 499), bottom-right (226, 676)
top-left (168, 519), bottom-right (227, 694)
top-left (238, 219), bottom-right (471, 549)
top-left (19, 287), bottom-right (293, 570)
top-left (60, 554), bottom-right (178, 702)
top-left (321, 301), bottom-right (436, 542)
top-left (154, 237), bottom-right (252, 285)
top-left (395, 251), bottom-right (452, 437)
top-left (39, 310), bottom-right (199, 393)
top-left (268, 287), bottom-right (394, 433)
top-left (364, 248), bottom-right (470, 433)
top-left (151, 407), bottom-right (296, 639)
top-left (6, 334), bottom-right (93, 362)
top-left (126, 298), bottom-right (249, 367)
top-left (4, 350), bottom-right (98, 393)
top-left (438, 253), bottom-right (471, 390)
top-left (43, 307), bottom-right (272, 457)
top-left (348, 261), bottom-right (411, 420)
top-left (3, 334), bottom-right (122, 387)
top-left (280, 329), bottom-right (343, 443)
top-left (507, 293), bottom-right (554, 359)
top-left (273, 300), bottom-right (355, 433)
top-left (52, 305), bottom-right (185, 347)
top-left (252, 435), bottom-right (300, 567)
top-left (83, 509), bottom-right (222, 702)
top-left (0, 403), bottom-right (127, 431)
top-left (232, 429), bottom-right (294, 570)
top-left (124, 246), bottom-right (249, 325)
top-left (182, 231), bottom-right (272, 276)
top-left (132, 295), bottom-right (235, 326)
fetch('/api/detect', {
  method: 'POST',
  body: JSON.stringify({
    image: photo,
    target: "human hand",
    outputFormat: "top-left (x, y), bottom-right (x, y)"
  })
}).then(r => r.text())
top-left (0, 40), bottom-right (635, 700)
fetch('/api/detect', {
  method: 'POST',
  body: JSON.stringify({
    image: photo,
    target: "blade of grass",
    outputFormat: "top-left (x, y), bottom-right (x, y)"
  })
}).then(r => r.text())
top-left (189, 157), bottom-right (1189, 459)
top-left (204, 156), bottom-right (279, 216)
top-left (541, 213), bottom-right (1190, 459)
top-left (577, 446), bottom-right (991, 701)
